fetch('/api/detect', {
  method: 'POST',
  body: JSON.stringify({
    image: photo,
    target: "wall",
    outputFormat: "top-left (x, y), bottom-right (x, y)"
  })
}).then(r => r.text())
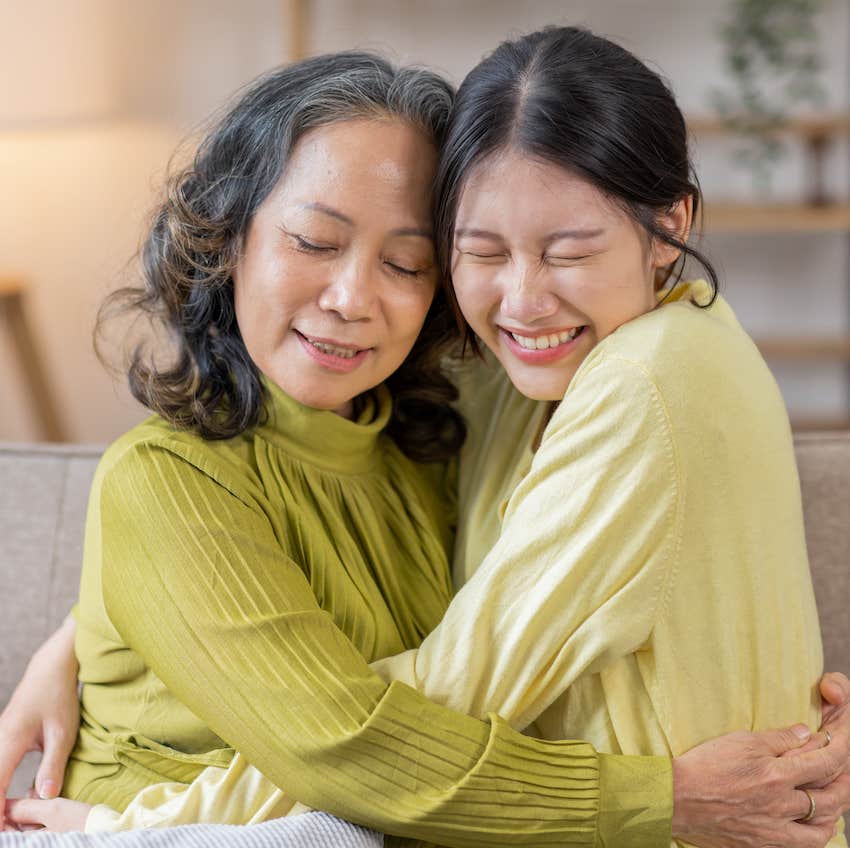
top-left (308, 0), bottom-right (850, 424)
top-left (1, 0), bottom-right (848, 441)
top-left (0, 0), bottom-right (288, 442)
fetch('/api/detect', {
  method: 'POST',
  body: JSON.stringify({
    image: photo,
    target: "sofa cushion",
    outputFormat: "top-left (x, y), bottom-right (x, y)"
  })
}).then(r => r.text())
top-left (795, 432), bottom-right (850, 677)
top-left (0, 434), bottom-right (848, 799)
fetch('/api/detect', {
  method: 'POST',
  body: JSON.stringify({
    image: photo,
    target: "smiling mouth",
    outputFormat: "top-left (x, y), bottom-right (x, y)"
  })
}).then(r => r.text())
top-left (507, 327), bottom-right (586, 350)
top-left (297, 331), bottom-right (368, 359)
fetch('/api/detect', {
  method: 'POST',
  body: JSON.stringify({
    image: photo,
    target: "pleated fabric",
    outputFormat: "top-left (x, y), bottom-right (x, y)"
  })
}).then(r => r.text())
top-left (65, 379), bottom-right (669, 847)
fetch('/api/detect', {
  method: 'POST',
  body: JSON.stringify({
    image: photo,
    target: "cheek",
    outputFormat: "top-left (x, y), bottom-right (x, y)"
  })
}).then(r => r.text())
top-left (234, 268), bottom-right (310, 370)
top-left (238, 253), bottom-right (313, 318)
top-left (384, 280), bottom-right (437, 348)
top-left (452, 265), bottom-right (495, 336)
top-left (562, 267), bottom-right (654, 332)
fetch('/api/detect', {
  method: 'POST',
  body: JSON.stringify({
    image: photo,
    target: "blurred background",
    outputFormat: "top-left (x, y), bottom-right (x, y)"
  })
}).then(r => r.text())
top-left (1, 0), bottom-right (848, 443)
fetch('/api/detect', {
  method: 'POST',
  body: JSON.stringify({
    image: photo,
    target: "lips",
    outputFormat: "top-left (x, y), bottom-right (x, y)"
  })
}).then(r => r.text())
top-left (500, 325), bottom-right (587, 364)
top-left (295, 330), bottom-right (371, 373)
top-left (508, 327), bottom-right (584, 350)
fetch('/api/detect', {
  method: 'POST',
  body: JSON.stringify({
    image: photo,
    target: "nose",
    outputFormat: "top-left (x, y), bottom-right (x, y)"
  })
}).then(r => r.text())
top-left (317, 254), bottom-right (379, 322)
top-left (499, 261), bottom-right (560, 325)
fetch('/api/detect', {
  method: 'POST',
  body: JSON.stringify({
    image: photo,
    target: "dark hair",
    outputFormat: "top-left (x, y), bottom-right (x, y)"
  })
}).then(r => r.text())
top-left (96, 51), bottom-right (465, 462)
top-left (435, 26), bottom-right (718, 350)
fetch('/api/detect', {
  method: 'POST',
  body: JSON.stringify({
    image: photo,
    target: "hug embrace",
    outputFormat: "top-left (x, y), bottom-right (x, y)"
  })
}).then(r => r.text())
top-left (1, 24), bottom-right (849, 848)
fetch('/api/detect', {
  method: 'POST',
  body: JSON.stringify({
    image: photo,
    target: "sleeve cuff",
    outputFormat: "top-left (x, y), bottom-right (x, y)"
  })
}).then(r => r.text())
top-left (85, 803), bottom-right (122, 833)
top-left (369, 648), bottom-right (417, 688)
top-left (596, 752), bottom-right (673, 848)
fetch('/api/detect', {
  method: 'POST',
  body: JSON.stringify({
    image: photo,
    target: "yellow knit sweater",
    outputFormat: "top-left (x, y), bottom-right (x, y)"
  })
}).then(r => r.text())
top-left (381, 279), bottom-right (842, 847)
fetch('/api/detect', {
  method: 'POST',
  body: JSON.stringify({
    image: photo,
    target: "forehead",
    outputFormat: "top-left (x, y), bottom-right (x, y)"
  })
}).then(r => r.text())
top-left (279, 118), bottom-right (437, 201)
top-left (457, 150), bottom-right (619, 226)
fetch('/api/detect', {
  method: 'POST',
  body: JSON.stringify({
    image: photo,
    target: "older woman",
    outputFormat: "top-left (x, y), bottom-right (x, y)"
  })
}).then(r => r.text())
top-left (2, 46), bottom-right (850, 848)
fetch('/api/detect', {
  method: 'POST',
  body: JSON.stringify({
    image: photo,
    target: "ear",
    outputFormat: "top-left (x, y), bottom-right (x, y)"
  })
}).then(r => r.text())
top-left (651, 195), bottom-right (693, 270)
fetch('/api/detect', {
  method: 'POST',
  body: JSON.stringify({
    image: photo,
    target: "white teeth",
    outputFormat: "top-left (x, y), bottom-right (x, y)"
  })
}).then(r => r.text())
top-left (510, 327), bottom-right (582, 350)
top-left (306, 338), bottom-right (359, 359)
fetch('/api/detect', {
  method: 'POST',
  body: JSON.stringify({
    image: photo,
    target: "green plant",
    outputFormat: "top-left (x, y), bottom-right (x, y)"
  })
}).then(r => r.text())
top-left (712, 0), bottom-right (828, 193)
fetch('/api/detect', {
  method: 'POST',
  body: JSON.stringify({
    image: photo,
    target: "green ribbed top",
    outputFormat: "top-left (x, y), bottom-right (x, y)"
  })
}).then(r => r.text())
top-left (67, 380), bottom-right (671, 847)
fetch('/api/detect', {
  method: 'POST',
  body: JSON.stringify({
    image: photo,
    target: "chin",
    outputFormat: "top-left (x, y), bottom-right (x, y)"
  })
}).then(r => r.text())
top-left (278, 382), bottom-right (349, 411)
top-left (506, 373), bottom-right (570, 402)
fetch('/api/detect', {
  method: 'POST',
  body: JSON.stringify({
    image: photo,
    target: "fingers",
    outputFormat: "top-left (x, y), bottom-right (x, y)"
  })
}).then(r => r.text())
top-left (781, 741), bottom-right (847, 793)
top-left (793, 788), bottom-right (820, 823)
top-left (788, 784), bottom-right (847, 847)
top-left (4, 797), bottom-right (50, 828)
top-left (820, 672), bottom-right (850, 709)
top-left (786, 820), bottom-right (842, 848)
top-left (786, 728), bottom-right (835, 758)
top-left (756, 723), bottom-right (814, 756)
top-left (34, 725), bottom-right (73, 800)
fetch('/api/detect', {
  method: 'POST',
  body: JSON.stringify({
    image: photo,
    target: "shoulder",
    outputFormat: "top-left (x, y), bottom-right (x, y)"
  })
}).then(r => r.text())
top-left (94, 415), bottom-right (263, 508)
top-left (553, 284), bottom-right (792, 472)
top-left (572, 286), bottom-right (782, 423)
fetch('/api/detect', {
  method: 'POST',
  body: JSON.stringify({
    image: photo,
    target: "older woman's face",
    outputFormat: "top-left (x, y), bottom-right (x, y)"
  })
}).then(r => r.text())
top-left (452, 151), bottom-right (684, 401)
top-left (234, 118), bottom-right (439, 417)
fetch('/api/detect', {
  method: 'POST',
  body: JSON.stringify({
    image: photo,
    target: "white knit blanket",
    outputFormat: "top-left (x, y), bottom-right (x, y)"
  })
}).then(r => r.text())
top-left (0, 813), bottom-right (383, 847)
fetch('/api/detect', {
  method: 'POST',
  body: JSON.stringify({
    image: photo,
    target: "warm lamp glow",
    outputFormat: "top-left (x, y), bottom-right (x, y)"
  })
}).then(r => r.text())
top-left (0, 0), bottom-right (121, 128)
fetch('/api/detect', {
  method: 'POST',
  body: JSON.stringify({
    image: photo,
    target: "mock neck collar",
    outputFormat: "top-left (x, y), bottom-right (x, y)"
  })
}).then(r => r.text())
top-left (258, 378), bottom-right (392, 474)
top-left (659, 278), bottom-right (713, 307)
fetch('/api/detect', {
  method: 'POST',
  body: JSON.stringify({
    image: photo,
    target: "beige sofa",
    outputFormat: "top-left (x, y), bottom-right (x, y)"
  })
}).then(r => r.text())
top-left (1, 434), bottom-right (849, 798)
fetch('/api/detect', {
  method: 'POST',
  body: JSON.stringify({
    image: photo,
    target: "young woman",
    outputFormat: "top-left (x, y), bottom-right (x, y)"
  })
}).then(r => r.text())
top-left (2, 41), bottom-right (850, 848)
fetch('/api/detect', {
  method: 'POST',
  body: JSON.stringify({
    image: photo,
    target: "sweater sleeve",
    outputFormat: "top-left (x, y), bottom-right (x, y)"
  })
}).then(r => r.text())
top-left (97, 440), bottom-right (671, 848)
top-left (373, 353), bottom-right (680, 736)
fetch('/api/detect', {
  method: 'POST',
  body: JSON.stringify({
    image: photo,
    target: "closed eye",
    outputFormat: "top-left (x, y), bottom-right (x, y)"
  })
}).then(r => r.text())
top-left (458, 250), bottom-right (506, 260)
top-left (546, 254), bottom-right (594, 264)
top-left (293, 234), bottom-right (336, 254)
top-left (384, 261), bottom-right (422, 278)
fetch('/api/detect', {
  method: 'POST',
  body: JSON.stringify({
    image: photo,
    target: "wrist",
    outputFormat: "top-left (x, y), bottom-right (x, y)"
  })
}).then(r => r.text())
top-left (671, 757), bottom-right (687, 838)
top-left (36, 618), bottom-right (79, 670)
top-left (671, 756), bottom-right (696, 841)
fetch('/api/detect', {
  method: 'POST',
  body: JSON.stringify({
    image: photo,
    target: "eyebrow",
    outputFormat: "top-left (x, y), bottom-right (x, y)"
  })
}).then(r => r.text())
top-left (543, 228), bottom-right (605, 244)
top-left (391, 226), bottom-right (434, 240)
top-left (301, 203), bottom-right (432, 240)
top-left (301, 202), bottom-right (353, 225)
top-left (454, 227), bottom-right (605, 243)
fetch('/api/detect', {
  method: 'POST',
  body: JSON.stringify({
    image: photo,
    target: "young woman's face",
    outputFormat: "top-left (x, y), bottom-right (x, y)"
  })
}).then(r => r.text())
top-left (234, 118), bottom-right (439, 418)
top-left (452, 151), bottom-right (684, 401)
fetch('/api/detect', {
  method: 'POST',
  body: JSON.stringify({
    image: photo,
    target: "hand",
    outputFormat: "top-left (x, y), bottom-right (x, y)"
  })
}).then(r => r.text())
top-left (0, 616), bottom-right (80, 828)
top-left (4, 797), bottom-right (92, 832)
top-left (788, 673), bottom-right (850, 768)
top-left (672, 722), bottom-right (847, 848)
top-left (819, 673), bottom-right (850, 726)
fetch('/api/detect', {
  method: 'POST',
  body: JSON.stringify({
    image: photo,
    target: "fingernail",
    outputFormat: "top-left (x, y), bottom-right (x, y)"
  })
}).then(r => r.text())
top-left (792, 724), bottom-right (812, 740)
top-left (38, 780), bottom-right (57, 800)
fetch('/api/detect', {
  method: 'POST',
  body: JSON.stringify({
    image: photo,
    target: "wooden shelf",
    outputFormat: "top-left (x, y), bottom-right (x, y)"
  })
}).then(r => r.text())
top-left (0, 276), bottom-right (24, 297)
top-left (702, 203), bottom-right (850, 233)
top-left (756, 337), bottom-right (850, 362)
top-left (690, 113), bottom-right (850, 208)
top-left (0, 277), bottom-right (65, 441)
top-left (688, 114), bottom-right (850, 139)
top-left (790, 415), bottom-right (850, 432)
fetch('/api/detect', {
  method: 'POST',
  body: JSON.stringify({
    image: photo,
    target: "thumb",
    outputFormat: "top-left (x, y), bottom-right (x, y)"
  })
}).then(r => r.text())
top-left (820, 672), bottom-right (850, 709)
top-left (757, 723), bottom-right (813, 756)
top-left (34, 726), bottom-right (73, 800)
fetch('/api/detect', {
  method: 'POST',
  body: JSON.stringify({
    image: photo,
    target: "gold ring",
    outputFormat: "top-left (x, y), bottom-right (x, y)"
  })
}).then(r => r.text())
top-left (825, 729), bottom-right (832, 746)
top-left (800, 789), bottom-right (817, 823)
